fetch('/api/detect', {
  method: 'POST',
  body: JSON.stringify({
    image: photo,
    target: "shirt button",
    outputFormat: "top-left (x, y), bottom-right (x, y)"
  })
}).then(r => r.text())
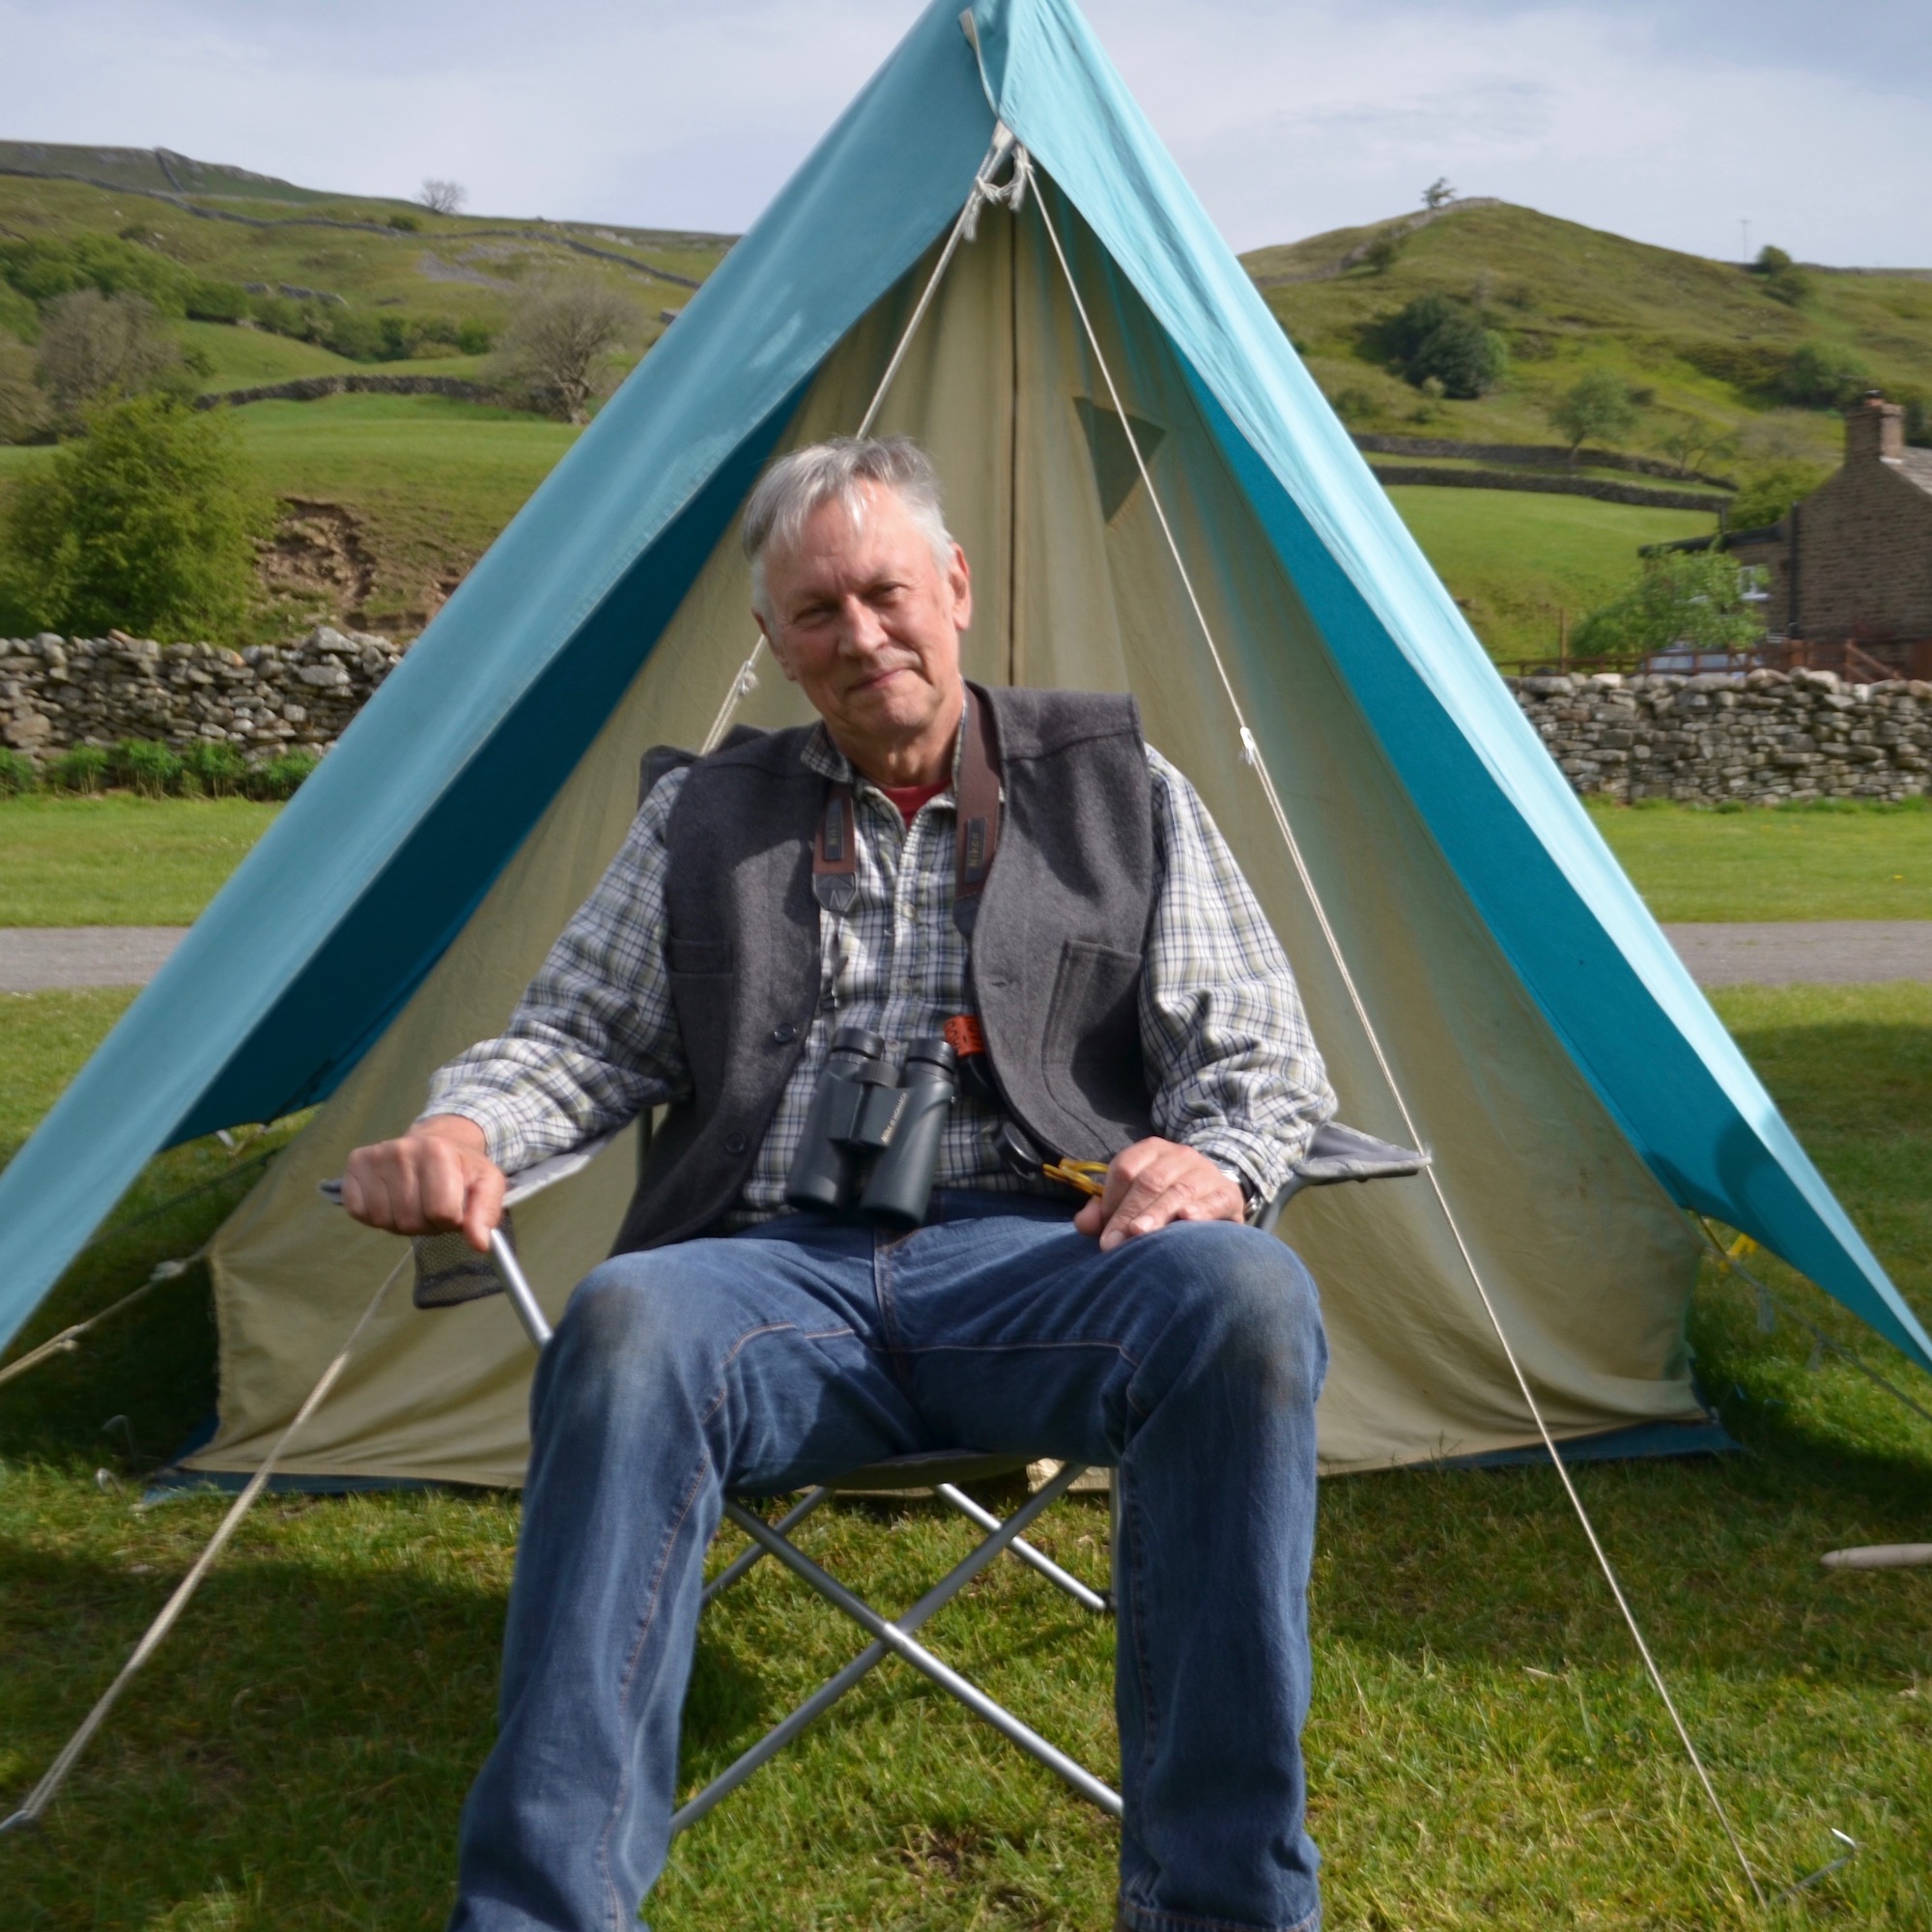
top-left (723, 1131), bottom-right (749, 1156)
top-left (772, 1022), bottom-right (797, 1044)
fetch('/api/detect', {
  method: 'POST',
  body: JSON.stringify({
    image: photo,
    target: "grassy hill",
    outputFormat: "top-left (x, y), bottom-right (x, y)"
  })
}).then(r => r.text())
top-left (3, 155), bottom-right (1928, 657)
top-left (1245, 199), bottom-right (1932, 469)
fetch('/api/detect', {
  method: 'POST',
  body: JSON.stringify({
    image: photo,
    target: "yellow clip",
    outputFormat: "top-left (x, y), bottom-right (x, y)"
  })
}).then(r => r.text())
top-left (1042, 1158), bottom-right (1108, 1198)
top-left (1727, 1233), bottom-right (1759, 1262)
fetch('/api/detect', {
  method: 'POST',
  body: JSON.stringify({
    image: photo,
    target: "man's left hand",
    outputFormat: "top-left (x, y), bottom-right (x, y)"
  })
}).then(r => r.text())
top-left (1072, 1138), bottom-right (1246, 1251)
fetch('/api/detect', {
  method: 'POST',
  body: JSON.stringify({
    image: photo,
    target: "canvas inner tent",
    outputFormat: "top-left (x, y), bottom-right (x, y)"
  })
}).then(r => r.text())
top-left (185, 170), bottom-right (1706, 1489)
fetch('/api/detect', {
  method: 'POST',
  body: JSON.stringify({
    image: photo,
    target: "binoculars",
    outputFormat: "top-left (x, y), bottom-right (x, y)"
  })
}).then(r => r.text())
top-left (784, 1026), bottom-right (957, 1229)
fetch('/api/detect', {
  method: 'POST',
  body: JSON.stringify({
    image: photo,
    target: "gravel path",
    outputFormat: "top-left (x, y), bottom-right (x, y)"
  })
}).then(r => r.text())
top-left (3, 923), bottom-right (1930, 996)
top-left (0, 927), bottom-right (187, 993)
top-left (1662, 923), bottom-right (1932, 987)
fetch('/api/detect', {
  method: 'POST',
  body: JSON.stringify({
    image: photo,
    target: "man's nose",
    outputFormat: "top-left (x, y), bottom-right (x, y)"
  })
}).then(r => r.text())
top-left (836, 595), bottom-right (890, 653)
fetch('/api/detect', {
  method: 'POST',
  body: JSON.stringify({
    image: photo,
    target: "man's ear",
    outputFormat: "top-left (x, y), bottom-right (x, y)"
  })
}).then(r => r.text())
top-left (948, 542), bottom-right (973, 633)
top-left (754, 611), bottom-right (801, 685)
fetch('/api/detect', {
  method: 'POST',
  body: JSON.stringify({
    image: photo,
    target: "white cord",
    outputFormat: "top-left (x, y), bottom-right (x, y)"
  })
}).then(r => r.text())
top-left (699, 129), bottom-right (1025, 756)
top-left (1021, 151), bottom-right (1766, 1908)
top-left (0, 1251), bottom-right (410, 1834)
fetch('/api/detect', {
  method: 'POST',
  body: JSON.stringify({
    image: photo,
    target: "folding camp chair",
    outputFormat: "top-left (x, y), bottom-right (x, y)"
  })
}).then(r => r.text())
top-left (332, 1118), bottom-right (1422, 1830)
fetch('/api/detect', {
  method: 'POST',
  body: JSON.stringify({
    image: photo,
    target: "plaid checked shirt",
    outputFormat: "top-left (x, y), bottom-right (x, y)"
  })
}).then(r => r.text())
top-left (425, 715), bottom-right (1335, 1216)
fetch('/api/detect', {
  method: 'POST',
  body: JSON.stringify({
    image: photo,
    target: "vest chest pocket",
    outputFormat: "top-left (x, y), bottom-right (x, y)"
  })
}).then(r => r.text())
top-left (666, 939), bottom-right (736, 1096)
top-left (1040, 938), bottom-right (1150, 1133)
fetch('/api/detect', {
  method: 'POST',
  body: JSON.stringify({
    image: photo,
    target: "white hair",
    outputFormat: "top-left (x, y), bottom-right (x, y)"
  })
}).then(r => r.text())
top-left (743, 436), bottom-right (955, 622)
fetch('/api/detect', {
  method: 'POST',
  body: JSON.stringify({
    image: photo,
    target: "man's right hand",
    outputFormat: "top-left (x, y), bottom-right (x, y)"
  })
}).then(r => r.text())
top-left (341, 1116), bottom-right (505, 1254)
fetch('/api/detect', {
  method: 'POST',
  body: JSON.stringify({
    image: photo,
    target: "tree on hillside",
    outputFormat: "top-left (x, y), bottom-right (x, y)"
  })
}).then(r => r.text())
top-left (1546, 369), bottom-right (1639, 460)
top-left (497, 272), bottom-right (639, 423)
top-left (0, 394), bottom-right (271, 641)
top-left (34, 288), bottom-right (187, 426)
top-left (1421, 177), bottom-right (1456, 210)
top-left (1384, 293), bottom-right (1506, 399)
top-left (1749, 243), bottom-right (1811, 307)
top-left (1569, 551), bottom-right (1760, 662)
top-left (419, 178), bottom-right (467, 215)
top-left (1654, 418), bottom-right (1739, 481)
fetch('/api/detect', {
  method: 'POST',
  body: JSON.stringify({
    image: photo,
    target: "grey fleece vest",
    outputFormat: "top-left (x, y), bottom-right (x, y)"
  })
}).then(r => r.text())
top-left (611, 684), bottom-right (1155, 1253)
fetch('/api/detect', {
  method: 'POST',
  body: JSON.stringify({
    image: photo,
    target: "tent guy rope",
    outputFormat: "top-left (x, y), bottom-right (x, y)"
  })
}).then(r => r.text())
top-left (0, 1250), bottom-right (412, 1836)
top-left (1013, 146), bottom-right (1769, 1908)
top-left (700, 128), bottom-right (1028, 757)
top-left (1696, 1215), bottom-right (1932, 1434)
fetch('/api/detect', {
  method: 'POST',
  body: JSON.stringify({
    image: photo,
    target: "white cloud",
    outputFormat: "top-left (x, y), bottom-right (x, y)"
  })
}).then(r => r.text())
top-left (0, 0), bottom-right (1926, 266)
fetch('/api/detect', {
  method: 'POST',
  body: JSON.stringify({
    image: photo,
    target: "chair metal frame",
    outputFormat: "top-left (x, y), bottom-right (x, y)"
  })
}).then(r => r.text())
top-left (348, 1118), bottom-right (1425, 1831)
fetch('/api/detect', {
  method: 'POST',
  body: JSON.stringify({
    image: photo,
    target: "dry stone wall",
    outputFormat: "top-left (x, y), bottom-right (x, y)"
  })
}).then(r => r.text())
top-left (0, 624), bottom-right (401, 765)
top-left (1510, 668), bottom-right (1932, 804)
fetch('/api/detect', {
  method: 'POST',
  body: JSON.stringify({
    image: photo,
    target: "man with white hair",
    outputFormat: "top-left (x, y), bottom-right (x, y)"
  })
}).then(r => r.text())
top-left (344, 435), bottom-right (1336, 1932)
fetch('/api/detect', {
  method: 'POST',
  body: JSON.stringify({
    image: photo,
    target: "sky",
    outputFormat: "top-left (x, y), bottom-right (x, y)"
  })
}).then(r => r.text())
top-left (3, 0), bottom-right (1928, 268)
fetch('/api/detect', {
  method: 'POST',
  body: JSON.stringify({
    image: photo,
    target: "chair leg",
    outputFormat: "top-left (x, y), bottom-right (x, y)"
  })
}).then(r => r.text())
top-left (933, 1482), bottom-right (1109, 1613)
top-left (701, 1486), bottom-right (831, 1606)
top-left (672, 1461), bottom-right (1121, 1834)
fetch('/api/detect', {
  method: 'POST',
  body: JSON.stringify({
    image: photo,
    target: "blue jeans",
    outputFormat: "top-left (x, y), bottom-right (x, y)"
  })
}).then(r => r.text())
top-left (448, 1194), bottom-right (1326, 1932)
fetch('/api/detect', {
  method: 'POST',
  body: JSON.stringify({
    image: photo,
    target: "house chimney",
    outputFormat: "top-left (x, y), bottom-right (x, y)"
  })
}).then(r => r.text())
top-left (1845, 389), bottom-right (1905, 465)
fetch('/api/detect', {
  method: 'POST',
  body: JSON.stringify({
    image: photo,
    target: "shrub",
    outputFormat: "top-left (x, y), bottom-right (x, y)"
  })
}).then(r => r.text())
top-left (1780, 343), bottom-right (1872, 411)
top-left (0, 747), bottom-right (37, 795)
top-left (1676, 338), bottom-right (1791, 396)
top-left (1382, 294), bottom-right (1506, 399)
top-left (246, 748), bottom-right (320, 799)
top-left (1570, 552), bottom-right (1762, 661)
top-left (33, 288), bottom-right (189, 424)
top-left (1359, 232), bottom-right (1404, 275)
top-left (457, 320), bottom-right (494, 356)
top-left (1748, 244), bottom-right (1812, 307)
top-left (0, 393), bottom-right (271, 642)
top-left (112, 737), bottom-right (184, 797)
top-left (1730, 459), bottom-right (1828, 530)
top-left (182, 738), bottom-right (248, 797)
top-left (47, 743), bottom-right (108, 793)
top-left (1898, 388), bottom-right (1932, 448)
top-left (386, 212), bottom-right (422, 233)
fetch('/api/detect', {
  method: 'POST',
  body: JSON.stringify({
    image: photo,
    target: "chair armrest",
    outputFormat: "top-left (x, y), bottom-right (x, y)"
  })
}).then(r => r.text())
top-left (1255, 1122), bottom-right (1428, 1234)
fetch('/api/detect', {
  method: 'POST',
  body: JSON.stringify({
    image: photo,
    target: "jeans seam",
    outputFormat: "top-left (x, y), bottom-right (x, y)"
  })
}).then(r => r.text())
top-left (1121, 1463), bottom-right (1161, 1785)
top-left (697, 1321), bottom-right (801, 1427)
top-left (597, 1449), bottom-right (709, 1932)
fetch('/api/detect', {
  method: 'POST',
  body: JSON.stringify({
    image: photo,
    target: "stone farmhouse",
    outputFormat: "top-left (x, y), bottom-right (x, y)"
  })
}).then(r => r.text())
top-left (1728, 395), bottom-right (1932, 678)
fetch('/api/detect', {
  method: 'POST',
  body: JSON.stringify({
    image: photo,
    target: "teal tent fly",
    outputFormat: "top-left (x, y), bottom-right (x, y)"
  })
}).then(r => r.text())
top-left (2, 0), bottom-right (1923, 1484)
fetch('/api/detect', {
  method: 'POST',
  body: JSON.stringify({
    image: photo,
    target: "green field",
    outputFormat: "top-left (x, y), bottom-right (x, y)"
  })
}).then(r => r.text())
top-left (1387, 487), bottom-right (1715, 661)
top-left (0, 796), bottom-right (282, 926)
top-left (1588, 799), bottom-right (1932, 922)
top-left (0, 978), bottom-right (1928, 1927)
top-left (8, 791), bottom-right (1928, 939)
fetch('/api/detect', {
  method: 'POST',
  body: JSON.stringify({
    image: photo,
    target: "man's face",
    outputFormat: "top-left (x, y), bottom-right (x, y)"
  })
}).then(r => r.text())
top-left (755, 481), bottom-right (972, 765)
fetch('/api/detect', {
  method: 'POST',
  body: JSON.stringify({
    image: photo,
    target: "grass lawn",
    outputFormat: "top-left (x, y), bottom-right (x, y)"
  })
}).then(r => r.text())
top-left (2, 976), bottom-right (1930, 1927)
top-left (1386, 487), bottom-right (1717, 664)
top-left (0, 797), bottom-right (282, 927)
top-left (1588, 799), bottom-right (1932, 922)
